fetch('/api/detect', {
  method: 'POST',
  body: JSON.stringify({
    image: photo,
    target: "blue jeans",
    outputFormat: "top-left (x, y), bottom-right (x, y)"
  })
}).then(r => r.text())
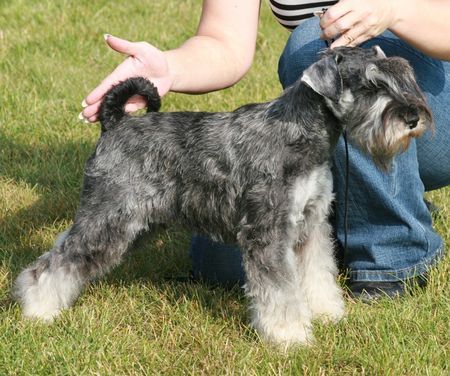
top-left (190, 18), bottom-right (449, 284)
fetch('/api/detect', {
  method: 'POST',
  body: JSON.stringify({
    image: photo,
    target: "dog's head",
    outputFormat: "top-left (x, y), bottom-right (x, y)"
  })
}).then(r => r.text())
top-left (301, 46), bottom-right (433, 169)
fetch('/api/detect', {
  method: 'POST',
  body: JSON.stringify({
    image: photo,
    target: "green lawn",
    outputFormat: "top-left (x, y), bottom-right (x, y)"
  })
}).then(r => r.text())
top-left (1, 1), bottom-right (449, 374)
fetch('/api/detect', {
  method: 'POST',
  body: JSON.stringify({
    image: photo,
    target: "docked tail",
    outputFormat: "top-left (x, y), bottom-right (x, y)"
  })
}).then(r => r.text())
top-left (98, 77), bottom-right (161, 131)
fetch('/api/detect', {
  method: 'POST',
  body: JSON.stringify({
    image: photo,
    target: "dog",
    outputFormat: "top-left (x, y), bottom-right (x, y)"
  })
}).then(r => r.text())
top-left (14, 46), bottom-right (432, 346)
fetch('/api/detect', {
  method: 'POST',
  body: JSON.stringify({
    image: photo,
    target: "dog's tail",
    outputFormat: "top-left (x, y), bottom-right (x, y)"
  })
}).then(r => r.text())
top-left (99, 77), bottom-right (161, 131)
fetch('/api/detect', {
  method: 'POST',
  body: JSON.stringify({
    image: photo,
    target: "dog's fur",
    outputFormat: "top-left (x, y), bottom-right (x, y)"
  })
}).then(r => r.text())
top-left (14, 47), bottom-right (432, 346)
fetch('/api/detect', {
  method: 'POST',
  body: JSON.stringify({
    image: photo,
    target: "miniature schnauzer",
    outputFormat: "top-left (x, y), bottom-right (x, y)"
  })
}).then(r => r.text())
top-left (14, 46), bottom-right (432, 346)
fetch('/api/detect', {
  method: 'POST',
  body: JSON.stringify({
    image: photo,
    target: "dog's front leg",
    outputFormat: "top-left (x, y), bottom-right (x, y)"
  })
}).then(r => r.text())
top-left (239, 227), bottom-right (313, 347)
top-left (296, 221), bottom-right (345, 323)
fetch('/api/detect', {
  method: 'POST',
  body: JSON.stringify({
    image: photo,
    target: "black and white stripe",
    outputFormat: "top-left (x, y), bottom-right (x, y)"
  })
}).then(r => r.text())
top-left (269, 0), bottom-right (338, 30)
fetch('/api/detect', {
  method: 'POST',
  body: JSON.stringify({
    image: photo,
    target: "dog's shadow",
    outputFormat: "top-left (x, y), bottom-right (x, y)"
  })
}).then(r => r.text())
top-left (1, 131), bottom-right (243, 323)
top-left (104, 230), bottom-right (247, 323)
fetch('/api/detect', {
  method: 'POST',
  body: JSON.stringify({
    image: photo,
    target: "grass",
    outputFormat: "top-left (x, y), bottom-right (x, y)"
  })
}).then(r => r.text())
top-left (0, 1), bottom-right (449, 374)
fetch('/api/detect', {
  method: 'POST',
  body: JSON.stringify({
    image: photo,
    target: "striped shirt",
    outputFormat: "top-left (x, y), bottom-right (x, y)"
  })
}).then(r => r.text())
top-left (269, 0), bottom-right (338, 30)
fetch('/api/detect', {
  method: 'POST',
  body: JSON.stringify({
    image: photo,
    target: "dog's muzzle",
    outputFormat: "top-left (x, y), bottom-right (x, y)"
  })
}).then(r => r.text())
top-left (382, 97), bottom-right (432, 133)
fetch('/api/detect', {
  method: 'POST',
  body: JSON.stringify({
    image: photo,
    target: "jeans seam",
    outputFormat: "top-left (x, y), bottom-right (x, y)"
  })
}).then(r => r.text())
top-left (390, 158), bottom-right (399, 196)
top-left (348, 244), bottom-right (445, 281)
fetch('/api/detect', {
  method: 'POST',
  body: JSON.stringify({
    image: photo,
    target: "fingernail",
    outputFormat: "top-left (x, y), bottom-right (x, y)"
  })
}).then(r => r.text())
top-left (78, 112), bottom-right (89, 123)
top-left (104, 33), bottom-right (111, 41)
top-left (314, 11), bottom-right (324, 18)
top-left (81, 99), bottom-right (87, 108)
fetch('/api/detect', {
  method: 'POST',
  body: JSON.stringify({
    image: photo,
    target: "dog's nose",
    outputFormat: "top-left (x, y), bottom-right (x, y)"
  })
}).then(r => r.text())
top-left (404, 107), bottom-right (419, 129)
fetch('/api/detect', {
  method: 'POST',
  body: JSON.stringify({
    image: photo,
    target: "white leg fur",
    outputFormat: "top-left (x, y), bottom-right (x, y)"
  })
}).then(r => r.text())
top-left (14, 229), bottom-right (83, 321)
top-left (288, 163), bottom-right (345, 322)
top-left (296, 222), bottom-right (345, 322)
top-left (14, 261), bottom-right (83, 321)
top-left (244, 247), bottom-right (314, 347)
top-left (249, 283), bottom-right (313, 347)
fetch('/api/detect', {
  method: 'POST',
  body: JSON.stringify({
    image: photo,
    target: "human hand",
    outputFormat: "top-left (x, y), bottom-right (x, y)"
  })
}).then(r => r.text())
top-left (81, 35), bottom-right (173, 122)
top-left (319, 0), bottom-right (400, 48)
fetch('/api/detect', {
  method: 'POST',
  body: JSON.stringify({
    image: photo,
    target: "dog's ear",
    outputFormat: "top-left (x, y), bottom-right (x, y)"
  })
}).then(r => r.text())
top-left (301, 56), bottom-right (343, 102)
top-left (372, 45), bottom-right (386, 59)
top-left (365, 63), bottom-right (381, 85)
top-left (364, 46), bottom-right (387, 85)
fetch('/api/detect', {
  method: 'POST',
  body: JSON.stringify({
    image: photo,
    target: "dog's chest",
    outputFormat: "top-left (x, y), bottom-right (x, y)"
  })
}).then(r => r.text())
top-left (289, 163), bottom-right (333, 227)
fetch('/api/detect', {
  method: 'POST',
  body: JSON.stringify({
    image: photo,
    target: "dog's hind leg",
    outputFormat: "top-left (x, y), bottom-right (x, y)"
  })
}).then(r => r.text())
top-left (13, 197), bottom-right (148, 321)
top-left (239, 226), bottom-right (313, 347)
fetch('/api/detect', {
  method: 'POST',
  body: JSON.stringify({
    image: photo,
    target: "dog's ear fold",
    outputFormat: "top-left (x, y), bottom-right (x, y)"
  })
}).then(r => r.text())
top-left (365, 47), bottom-right (387, 85)
top-left (365, 63), bottom-right (381, 84)
top-left (301, 56), bottom-right (342, 102)
top-left (365, 63), bottom-right (393, 87)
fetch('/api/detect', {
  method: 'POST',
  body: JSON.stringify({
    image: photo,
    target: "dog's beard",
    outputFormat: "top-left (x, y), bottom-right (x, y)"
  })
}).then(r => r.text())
top-left (345, 97), bottom-right (432, 170)
top-left (354, 123), bottom-right (423, 170)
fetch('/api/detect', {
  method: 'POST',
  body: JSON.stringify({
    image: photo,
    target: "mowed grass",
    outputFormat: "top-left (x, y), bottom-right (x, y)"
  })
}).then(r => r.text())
top-left (0, 1), bottom-right (449, 374)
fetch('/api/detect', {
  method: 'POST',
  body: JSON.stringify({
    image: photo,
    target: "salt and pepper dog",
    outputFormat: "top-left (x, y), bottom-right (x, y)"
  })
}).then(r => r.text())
top-left (14, 47), bottom-right (432, 346)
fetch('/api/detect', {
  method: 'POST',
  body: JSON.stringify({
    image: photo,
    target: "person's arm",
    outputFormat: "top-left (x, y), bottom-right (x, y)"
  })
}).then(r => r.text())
top-left (166, 0), bottom-right (260, 93)
top-left (389, 0), bottom-right (450, 60)
top-left (82, 0), bottom-right (260, 122)
top-left (319, 0), bottom-right (450, 61)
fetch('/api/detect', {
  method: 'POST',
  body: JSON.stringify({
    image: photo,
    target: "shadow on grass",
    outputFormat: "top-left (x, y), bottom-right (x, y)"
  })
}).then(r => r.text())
top-left (1, 129), bottom-right (90, 260)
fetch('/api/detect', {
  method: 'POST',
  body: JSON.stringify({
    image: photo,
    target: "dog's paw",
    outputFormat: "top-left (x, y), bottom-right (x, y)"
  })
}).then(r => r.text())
top-left (14, 266), bottom-right (63, 321)
top-left (304, 282), bottom-right (345, 323)
top-left (309, 294), bottom-right (346, 324)
top-left (253, 315), bottom-right (314, 348)
top-left (261, 322), bottom-right (314, 348)
top-left (13, 251), bottom-right (84, 321)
